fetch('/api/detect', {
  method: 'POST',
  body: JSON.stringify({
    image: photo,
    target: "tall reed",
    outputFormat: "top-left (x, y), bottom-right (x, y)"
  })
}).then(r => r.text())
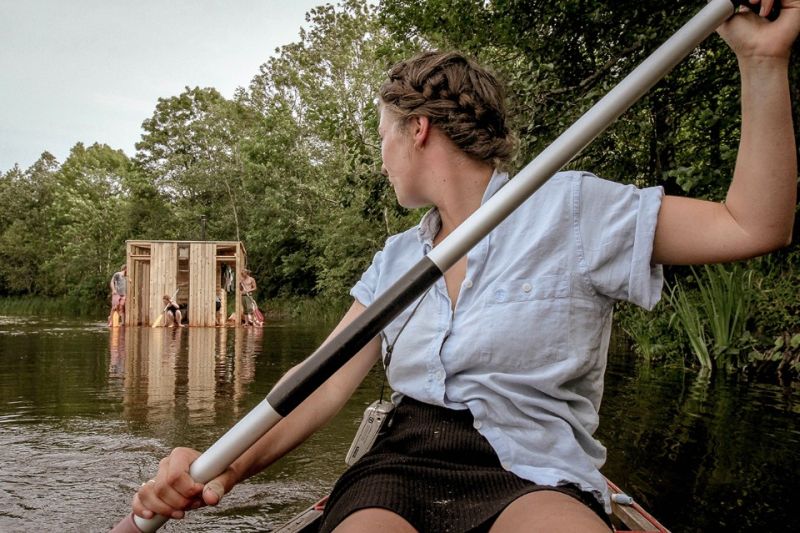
top-left (667, 280), bottom-right (713, 369)
top-left (666, 264), bottom-right (755, 371)
top-left (697, 264), bottom-right (754, 370)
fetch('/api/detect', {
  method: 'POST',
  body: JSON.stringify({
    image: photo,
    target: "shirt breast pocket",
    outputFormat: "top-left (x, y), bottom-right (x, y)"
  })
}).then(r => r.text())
top-left (482, 275), bottom-right (571, 371)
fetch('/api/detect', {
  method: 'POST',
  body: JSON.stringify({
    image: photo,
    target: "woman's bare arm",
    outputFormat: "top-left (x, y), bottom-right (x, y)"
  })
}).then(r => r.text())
top-left (652, 1), bottom-right (799, 265)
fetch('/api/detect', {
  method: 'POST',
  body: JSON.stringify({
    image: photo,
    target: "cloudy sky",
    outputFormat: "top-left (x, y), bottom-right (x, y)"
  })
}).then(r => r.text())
top-left (0, 0), bottom-right (325, 172)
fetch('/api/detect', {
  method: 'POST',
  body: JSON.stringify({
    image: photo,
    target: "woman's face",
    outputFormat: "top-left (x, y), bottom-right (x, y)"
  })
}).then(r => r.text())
top-left (379, 105), bottom-right (426, 208)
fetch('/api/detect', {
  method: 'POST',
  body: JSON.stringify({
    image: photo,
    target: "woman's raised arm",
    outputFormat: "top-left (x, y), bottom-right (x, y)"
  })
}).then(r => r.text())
top-left (652, 0), bottom-right (799, 265)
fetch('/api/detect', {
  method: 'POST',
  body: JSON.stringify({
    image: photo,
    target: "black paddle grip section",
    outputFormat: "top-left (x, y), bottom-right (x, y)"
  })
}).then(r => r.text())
top-left (267, 256), bottom-right (443, 416)
top-left (731, 0), bottom-right (781, 21)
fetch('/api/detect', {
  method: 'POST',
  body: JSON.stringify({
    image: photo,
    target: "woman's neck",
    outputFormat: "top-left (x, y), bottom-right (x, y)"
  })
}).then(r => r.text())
top-left (432, 161), bottom-right (493, 245)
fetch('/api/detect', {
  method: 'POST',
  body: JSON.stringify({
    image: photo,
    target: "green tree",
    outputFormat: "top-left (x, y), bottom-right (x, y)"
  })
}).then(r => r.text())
top-left (135, 86), bottom-right (258, 242)
top-left (0, 153), bottom-right (60, 295)
top-left (45, 143), bottom-right (134, 300)
top-left (243, 0), bottom-right (416, 297)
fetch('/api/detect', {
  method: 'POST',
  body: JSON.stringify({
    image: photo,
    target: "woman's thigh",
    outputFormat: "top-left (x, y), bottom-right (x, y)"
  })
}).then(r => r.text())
top-left (490, 490), bottom-right (611, 533)
top-left (333, 507), bottom-right (418, 533)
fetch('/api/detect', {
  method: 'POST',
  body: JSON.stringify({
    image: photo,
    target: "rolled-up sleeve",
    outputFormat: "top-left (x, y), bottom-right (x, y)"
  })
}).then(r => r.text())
top-left (350, 249), bottom-right (384, 307)
top-left (577, 172), bottom-right (664, 309)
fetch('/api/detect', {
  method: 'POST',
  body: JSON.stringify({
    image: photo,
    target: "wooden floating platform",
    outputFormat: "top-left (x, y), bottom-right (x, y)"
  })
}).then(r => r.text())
top-left (125, 240), bottom-right (247, 327)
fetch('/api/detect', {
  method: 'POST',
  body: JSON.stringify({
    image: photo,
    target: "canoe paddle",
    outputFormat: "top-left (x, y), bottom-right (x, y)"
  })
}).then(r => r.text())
top-left (111, 1), bottom-right (781, 530)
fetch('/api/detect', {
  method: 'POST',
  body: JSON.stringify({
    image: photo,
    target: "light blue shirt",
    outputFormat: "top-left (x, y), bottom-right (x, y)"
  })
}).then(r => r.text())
top-left (351, 170), bottom-right (664, 512)
top-left (112, 271), bottom-right (127, 296)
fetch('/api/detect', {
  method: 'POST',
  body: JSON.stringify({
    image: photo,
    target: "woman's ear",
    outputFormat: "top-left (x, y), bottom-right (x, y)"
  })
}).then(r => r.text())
top-left (412, 116), bottom-right (431, 148)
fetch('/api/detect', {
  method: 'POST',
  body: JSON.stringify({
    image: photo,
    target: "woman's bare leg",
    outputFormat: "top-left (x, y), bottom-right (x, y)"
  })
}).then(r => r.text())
top-left (333, 508), bottom-right (417, 533)
top-left (490, 490), bottom-right (611, 533)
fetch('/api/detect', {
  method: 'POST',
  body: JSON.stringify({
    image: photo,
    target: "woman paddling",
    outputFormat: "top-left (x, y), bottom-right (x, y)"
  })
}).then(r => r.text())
top-left (131, 2), bottom-right (799, 531)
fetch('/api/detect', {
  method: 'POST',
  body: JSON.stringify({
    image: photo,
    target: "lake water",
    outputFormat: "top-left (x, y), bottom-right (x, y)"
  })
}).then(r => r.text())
top-left (0, 315), bottom-right (798, 532)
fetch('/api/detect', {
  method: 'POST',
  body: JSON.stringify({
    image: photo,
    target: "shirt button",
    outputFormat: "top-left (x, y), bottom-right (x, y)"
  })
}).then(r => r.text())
top-left (501, 461), bottom-right (511, 470)
top-left (436, 370), bottom-right (445, 380)
top-left (522, 282), bottom-right (532, 293)
top-left (473, 420), bottom-right (482, 429)
top-left (463, 279), bottom-right (473, 289)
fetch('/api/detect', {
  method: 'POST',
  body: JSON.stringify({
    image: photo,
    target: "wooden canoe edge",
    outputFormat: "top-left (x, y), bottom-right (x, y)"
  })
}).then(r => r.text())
top-left (273, 496), bottom-right (327, 533)
top-left (606, 478), bottom-right (671, 533)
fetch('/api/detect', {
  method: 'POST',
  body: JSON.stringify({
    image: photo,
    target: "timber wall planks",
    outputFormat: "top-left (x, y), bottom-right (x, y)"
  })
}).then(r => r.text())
top-left (125, 240), bottom-right (247, 327)
top-left (126, 247), bottom-right (150, 326)
top-left (149, 243), bottom-right (178, 324)
top-left (189, 243), bottom-right (216, 326)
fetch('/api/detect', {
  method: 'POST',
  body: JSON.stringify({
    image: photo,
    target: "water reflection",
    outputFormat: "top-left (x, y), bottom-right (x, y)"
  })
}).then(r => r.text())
top-left (599, 354), bottom-right (800, 532)
top-left (115, 327), bottom-right (261, 428)
top-left (109, 325), bottom-right (125, 376)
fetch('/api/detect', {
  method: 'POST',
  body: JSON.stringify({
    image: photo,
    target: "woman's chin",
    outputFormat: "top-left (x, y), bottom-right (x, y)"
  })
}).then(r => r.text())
top-left (397, 198), bottom-right (431, 210)
top-left (393, 192), bottom-right (412, 208)
top-left (392, 185), bottom-right (430, 210)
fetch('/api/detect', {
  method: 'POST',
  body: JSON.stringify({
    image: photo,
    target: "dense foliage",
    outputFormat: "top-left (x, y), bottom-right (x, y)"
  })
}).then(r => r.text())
top-left (1, 0), bottom-right (798, 373)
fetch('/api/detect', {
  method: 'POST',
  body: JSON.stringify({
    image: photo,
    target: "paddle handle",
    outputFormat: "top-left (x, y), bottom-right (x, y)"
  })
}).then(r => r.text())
top-left (111, 399), bottom-right (283, 533)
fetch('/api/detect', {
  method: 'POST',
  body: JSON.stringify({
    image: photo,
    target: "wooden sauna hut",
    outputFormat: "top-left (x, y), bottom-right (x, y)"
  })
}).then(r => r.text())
top-left (125, 240), bottom-right (247, 327)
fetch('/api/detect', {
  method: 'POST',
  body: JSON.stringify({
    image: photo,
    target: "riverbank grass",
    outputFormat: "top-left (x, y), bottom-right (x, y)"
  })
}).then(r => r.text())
top-left (0, 295), bottom-right (103, 318)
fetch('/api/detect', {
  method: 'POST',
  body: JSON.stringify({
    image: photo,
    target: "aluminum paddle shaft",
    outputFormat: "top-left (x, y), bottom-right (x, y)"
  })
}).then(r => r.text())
top-left (114, 1), bottom-right (772, 531)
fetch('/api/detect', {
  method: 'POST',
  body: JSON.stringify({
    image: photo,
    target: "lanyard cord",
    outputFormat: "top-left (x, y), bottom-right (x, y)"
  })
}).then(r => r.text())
top-left (378, 288), bottom-right (430, 403)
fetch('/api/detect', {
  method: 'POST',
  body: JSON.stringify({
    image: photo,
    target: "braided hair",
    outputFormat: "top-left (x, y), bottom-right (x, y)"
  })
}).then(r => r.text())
top-left (379, 51), bottom-right (515, 170)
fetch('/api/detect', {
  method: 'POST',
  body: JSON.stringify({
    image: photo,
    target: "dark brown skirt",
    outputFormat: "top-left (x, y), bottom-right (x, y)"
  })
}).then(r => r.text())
top-left (318, 397), bottom-right (611, 532)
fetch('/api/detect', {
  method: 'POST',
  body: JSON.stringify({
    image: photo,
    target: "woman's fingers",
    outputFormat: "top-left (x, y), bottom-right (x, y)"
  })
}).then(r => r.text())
top-left (739, 0), bottom-right (775, 17)
top-left (158, 449), bottom-right (205, 501)
top-left (132, 482), bottom-right (191, 520)
top-left (758, 0), bottom-right (775, 19)
top-left (719, 0), bottom-right (800, 59)
top-left (131, 448), bottom-right (205, 519)
top-left (202, 478), bottom-right (226, 506)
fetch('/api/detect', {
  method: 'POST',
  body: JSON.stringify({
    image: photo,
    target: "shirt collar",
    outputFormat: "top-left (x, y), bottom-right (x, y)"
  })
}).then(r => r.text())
top-left (417, 169), bottom-right (510, 247)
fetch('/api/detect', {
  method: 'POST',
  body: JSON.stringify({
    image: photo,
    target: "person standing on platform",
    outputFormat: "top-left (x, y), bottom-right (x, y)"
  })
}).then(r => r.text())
top-left (107, 265), bottom-right (127, 327)
top-left (239, 269), bottom-right (259, 326)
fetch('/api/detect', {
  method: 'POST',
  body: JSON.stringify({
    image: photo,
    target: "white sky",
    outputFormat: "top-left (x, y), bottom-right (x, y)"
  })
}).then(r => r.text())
top-left (0, 0), bottom-right (325, 172)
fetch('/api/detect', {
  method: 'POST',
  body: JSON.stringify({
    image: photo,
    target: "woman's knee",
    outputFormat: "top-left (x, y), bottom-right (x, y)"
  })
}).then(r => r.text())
top-left (491, 490), bottom-right (611, 533)
top-left (332, 508), bottom-right (417, 533)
